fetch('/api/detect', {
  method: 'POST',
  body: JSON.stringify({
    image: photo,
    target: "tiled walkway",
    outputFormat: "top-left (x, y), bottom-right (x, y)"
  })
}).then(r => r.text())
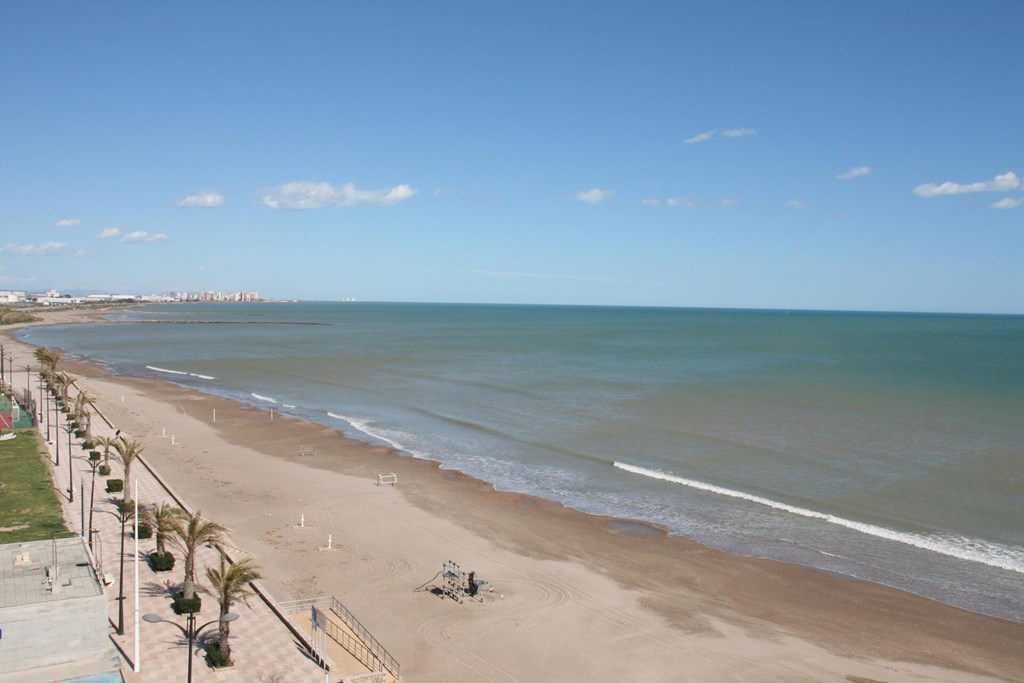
top-left (7, 359), bottom-right (332, 682)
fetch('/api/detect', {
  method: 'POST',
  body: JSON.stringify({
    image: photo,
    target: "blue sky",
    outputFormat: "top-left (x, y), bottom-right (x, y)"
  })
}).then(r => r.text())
top-left (2, 1), bottom-right (1021, 313)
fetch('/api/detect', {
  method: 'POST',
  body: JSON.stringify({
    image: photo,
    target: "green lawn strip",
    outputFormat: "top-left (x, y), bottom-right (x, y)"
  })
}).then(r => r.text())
top-left (0, 429), bottom-right (72, 543)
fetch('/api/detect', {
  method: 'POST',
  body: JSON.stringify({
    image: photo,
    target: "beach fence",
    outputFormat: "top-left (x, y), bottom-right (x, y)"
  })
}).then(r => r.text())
top-left (279, 595), bottom-right (400, 680)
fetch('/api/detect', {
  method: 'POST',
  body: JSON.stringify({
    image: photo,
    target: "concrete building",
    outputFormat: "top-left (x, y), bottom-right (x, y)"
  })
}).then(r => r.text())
top-left (0, 536), bottom-right (118, 682)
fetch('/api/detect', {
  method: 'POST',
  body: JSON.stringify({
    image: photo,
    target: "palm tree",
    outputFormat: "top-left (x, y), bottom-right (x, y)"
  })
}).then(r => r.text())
top-left (141, 502), bottom-right (183, 556)
top-left (169, 509), bottom-right (227, 600)
top-left (113, 438), bottom-right (145, 501)
top-left (53, 371), bottom-right (76, 404)
top-left (205, 553), bottom-right (262, 663)
top-left (33, 346), bottom-right (62, 374)
top-left (73, 390), bottom-right (95, 437)
top-left (94, 435), bottom-right (118, 468)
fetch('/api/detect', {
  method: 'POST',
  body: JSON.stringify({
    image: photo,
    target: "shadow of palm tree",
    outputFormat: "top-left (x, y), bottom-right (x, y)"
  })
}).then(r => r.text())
top-left (142, 578), bottom-right (182, 598)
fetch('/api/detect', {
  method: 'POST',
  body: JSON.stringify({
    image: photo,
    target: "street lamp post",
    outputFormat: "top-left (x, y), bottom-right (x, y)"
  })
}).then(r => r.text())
top-left (116, 501), bottom-right (131, 636)
top-left (61, 423), bottom-right (74, 502)
top-left (143, 612), bottom-right (239, 683)
top-left (86, 455), bottom-right (102, 550)
top-left (41, 376), bottom-right (52, 443)
top-left (93, 502), bottom-right (133, 636)
top-left (52, 392), bottom-right (60, 465)
top-left (37, 375), bottom-right (45, 425)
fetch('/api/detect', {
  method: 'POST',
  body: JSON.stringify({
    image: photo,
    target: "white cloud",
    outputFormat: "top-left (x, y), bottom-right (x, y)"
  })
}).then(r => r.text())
top-left (719, 198), bottom-right (741, 207)
top-left (990, 197), bottom-right (1024, 209)
top-left (54, 218), bottom-right (81, 228)
top-left (177, 190), bottom-right (225, 208)
top-left (96, 228), bottom-right (122, 240)
top-left (573, 188), bottom-right (615, 204)
top-left (261, 181), bottom-right (418, 210)
top-left (722, 128), bottom-right (757, 138)
top-left (913, 171), bottom-right (1021, 198)
top-left (837, 166), bottom-right (872, 180)
top-left (1, 241), bottom-right (69, 256)
top-left (120, 231), bottom-right (168, 244)
top-left (784, 199), bottom-right (806, 209)
top-left (641, 198), bottom-right (661, 206)
top-left (685, 129), bottom-right (716, 144)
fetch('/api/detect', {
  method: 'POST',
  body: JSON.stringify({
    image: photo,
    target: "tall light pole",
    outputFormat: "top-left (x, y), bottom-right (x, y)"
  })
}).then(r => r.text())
top-left (116, 500), bottom-right (132, 636)
top-left (54, 400), bottom-right (60, 466)
top-left (143, 612), bottom-right (239, 683)
top-left (24, 364), bottom-right (32, 407)
top-left (86, 454), bottom-right (102, 550)
top-left (95, 500), bottom-right (133, 636)
top-left (61, 423), bottom-right (74, 502)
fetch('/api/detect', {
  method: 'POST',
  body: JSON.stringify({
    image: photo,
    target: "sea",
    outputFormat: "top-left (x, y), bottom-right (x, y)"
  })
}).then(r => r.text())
top-left (17, 303), bottom-right (1024, 623)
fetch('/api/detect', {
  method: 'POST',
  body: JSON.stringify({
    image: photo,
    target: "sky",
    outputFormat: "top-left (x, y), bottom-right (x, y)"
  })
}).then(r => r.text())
top-left (1, 1), bottom-right (1022, 313)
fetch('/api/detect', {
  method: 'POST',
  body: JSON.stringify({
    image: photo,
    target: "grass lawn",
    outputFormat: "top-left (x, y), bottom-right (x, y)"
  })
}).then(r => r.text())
top-left (0, 428), bottom-right (71, 543)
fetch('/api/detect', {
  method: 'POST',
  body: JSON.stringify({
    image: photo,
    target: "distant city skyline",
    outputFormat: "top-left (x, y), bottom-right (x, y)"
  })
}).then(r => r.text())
top-left (1, 2), bottom-right (1022, 314)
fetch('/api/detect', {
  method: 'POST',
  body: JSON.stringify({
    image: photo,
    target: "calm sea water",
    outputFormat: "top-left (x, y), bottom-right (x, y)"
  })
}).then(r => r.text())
top-left (19, 303), bottom-right (1024, 622)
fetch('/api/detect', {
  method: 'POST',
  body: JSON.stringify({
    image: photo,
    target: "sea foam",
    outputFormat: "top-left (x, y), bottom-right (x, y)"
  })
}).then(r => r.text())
top-left (327, 412), bottom-right (410, 454)
top-left (146, 365), bottom-right (187, 375)
top-left (614, 461), bottom-right (1024, 575)
top-left (145, 366), bottom-right (215, 380)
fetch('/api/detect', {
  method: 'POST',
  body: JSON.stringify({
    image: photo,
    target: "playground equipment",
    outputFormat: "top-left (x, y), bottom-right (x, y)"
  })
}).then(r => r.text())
top-left (377, 472), bottom-right (397, 486)
top-left (439, 560), bottom-right (498, 602)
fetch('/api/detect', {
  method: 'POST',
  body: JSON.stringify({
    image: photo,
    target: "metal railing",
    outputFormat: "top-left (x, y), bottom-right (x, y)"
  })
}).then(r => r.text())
top-left (280, 596), bottom-right (400, 679)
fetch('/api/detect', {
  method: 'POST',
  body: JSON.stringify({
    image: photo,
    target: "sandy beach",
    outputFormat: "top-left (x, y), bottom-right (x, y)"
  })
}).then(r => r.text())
top-left (5, 308), bottom-right (1024, 682)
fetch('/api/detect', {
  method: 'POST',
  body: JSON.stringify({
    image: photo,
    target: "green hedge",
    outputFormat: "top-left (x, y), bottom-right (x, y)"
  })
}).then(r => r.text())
top-left (172, 591), bottom-right (201, 614)
top-left (150, 551), bottom-right (175, 572)
top-left (106, 479), bottom-right (124, 493)
top-left (205, 641), bottom-right (232, 668)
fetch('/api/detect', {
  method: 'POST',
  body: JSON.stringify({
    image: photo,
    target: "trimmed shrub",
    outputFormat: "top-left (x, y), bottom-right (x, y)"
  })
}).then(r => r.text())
top-left (98, 465), bottom-right (111, 476)
top-left (172, 591), bottom-right (201, 614)
top-left (74, 429), bottom-right (86, 438)
top-left (137, 522), bottom-right (152, 539)
top-left (82, 439), bottom-right (95, 450)
top-left (150, 551), bottom-right (175, 572)
top-left (89, 451), bottom-right (101, 463)
top-left (106, 479), bottom-right (124, 493)
top-left (205, 641), bottom-right (232, 668)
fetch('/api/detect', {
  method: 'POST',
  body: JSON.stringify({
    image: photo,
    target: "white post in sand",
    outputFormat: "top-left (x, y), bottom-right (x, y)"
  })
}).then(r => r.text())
top-left (327, 534), bottom-right (332, 549)
top-left (170, 435), bottom-right (175, 445)
top-left (300, 514), bottom-right (305, 528)
top-left (270, 408), bottom-right (274, 421)
top-left (161, 427), bottom-right (165, 437)
top-left (133, 479), bottom-right (140, 672)
top-left (121, 394), bottom-right (124, 403)
top-left (212, 409), bottom-right (216, 423)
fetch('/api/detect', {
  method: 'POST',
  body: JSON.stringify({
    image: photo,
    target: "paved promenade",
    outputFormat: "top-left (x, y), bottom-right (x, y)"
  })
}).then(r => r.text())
top-left (7, 359), bottom-right (333, 682)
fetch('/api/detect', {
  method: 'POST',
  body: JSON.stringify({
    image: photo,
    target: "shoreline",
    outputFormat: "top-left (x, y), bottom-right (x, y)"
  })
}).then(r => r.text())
top-left (7, 308), bottom-right (1024, 681)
